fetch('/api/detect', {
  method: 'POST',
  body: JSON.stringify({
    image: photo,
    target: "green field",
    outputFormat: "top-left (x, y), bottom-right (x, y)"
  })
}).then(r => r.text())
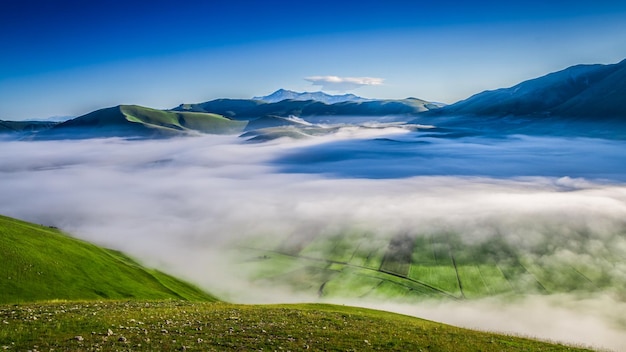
top-left (0, 300), bottom-right (589, 352)
top-left (234, 230), bottom-right (625, 301)
top-left (0, 215), bottom-right (216, 304)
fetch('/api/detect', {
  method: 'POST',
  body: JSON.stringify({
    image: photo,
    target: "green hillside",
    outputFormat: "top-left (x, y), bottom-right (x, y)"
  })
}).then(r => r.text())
top-left (235, 230), bottom-right (625, 301)
top-left (120, 105), bottom-right (247, 134)
top-left (0, 300), bottom-right (588, 351)
top-left (0, 215), bottom-right (216, 304)
top-left (38, 105), bottom-right (246, 139)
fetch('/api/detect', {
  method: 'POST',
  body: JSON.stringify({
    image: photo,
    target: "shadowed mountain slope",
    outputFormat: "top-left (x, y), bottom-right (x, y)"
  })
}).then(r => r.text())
top-left (174, 97), bottom-right (439, 119)
top-left (0, 120), bottom-right (58, 134)
top-left (429, 59), bottom-right (626, 119)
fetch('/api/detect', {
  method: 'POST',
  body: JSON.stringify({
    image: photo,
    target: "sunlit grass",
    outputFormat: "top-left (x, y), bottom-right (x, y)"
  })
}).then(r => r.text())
top-left (121, 105), bottom-right (246, 134)
top-left (0, 215), bottom-right (216, 304)
top-left (0, 300), bottom-right (590, 352)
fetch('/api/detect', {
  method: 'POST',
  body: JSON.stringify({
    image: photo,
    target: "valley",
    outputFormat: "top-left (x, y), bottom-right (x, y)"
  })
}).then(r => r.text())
top-left (1, 59), bottom-right (626, 350)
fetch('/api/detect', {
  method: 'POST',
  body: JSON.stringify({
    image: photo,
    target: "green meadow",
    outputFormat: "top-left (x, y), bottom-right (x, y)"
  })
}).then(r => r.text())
top-left (235, 230), bottom-right (623, 301)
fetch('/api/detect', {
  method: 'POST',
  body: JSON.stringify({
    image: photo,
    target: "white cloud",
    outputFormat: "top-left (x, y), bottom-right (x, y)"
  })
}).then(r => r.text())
top-left (304, 75), bottom-right (384, 91)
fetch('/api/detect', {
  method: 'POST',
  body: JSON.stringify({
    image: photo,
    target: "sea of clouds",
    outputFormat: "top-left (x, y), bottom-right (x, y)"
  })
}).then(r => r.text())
top-left (1, 128), bottom-right (625, 350)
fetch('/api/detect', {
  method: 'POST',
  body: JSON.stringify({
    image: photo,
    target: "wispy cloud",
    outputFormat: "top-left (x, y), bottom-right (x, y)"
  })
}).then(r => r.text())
top-left (304, 75), bottom-right (383, 91)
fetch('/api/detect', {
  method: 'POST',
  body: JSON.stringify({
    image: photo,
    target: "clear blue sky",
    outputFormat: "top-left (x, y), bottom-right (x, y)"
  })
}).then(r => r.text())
top-left (1, 0), bottom-right (626, 120)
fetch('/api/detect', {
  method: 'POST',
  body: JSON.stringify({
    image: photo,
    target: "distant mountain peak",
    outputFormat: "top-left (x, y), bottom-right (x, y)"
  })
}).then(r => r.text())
top-left (253, 89), bottom-right (371, 104)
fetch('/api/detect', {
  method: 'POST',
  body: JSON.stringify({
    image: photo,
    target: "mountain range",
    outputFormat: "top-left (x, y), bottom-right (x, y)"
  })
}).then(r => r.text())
top-left (16, 96), bottom-right (436, 139)
top-left (253, 89), bottom-right (371, 104)
top-left (174, 96), bottom-right (438, 119)
top-left (1, 59), bottom-right (625, 140)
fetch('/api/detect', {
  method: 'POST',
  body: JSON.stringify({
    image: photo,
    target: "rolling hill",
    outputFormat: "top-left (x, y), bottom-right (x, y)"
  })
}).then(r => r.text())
top-left (0, 214), bottom-right (217, 304)
top-left (35, 105), bottom-right (247, 139)
top-left (174, 96), bottom-right (440, 119)
top-left (1, 97), bottom-right (439, 140)
top-left (428, 59), bottom-right (626, 119)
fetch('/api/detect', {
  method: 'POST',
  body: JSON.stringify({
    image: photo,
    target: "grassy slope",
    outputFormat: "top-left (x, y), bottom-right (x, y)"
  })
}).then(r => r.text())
top-left (43, 105), bottom-right (246, 138)
top-left (119, 105), bottom-right (247, 134)
top-left (0, 300), bottom-right (589, 351)
top-left (0, 215), bottom-right (216, 304)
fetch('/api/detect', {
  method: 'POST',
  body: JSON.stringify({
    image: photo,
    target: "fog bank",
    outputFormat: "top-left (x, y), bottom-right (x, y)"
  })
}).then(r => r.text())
top-left (1, 132), bottom-right (625, 350)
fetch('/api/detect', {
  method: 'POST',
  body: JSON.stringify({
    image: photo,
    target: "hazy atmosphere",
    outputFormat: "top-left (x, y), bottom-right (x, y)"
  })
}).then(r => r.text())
top-left (1, 132), bottom-right (625, 350)
top-left (2, 0), bottom-right (626, 350)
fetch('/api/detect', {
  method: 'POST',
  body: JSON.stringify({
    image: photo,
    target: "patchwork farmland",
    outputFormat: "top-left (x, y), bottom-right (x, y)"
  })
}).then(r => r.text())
top-left (236, 231), bottom-right (613, 300)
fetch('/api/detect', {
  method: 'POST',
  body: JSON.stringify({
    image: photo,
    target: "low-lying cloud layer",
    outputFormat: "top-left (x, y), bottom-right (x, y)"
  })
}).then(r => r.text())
top-left (276, 132), bottom-right (626, 180)
top-left (305, 75), bottom-right (383, 91)
top-left (1, 131), bottom-right (625, 350)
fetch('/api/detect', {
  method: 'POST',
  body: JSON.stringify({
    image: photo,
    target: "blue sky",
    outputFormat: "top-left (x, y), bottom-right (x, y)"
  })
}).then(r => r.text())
top-left (1, 0), bottom-right (626, 120)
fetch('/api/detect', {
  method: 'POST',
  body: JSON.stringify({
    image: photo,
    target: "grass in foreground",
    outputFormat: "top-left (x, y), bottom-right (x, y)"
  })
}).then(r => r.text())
top-left (0, 300), bottom-right (590, 352)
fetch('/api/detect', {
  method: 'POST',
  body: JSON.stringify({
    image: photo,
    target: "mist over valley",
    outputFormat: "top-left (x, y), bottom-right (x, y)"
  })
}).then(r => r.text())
top-left (2, 60), bottom-right (626, 350)
top-left (1, 125), bottom-right (626, 349)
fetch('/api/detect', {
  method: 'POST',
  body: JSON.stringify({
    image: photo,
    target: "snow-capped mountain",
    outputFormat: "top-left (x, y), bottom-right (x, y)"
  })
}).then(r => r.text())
top-left (253, 89), bottom-right (371, 104)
